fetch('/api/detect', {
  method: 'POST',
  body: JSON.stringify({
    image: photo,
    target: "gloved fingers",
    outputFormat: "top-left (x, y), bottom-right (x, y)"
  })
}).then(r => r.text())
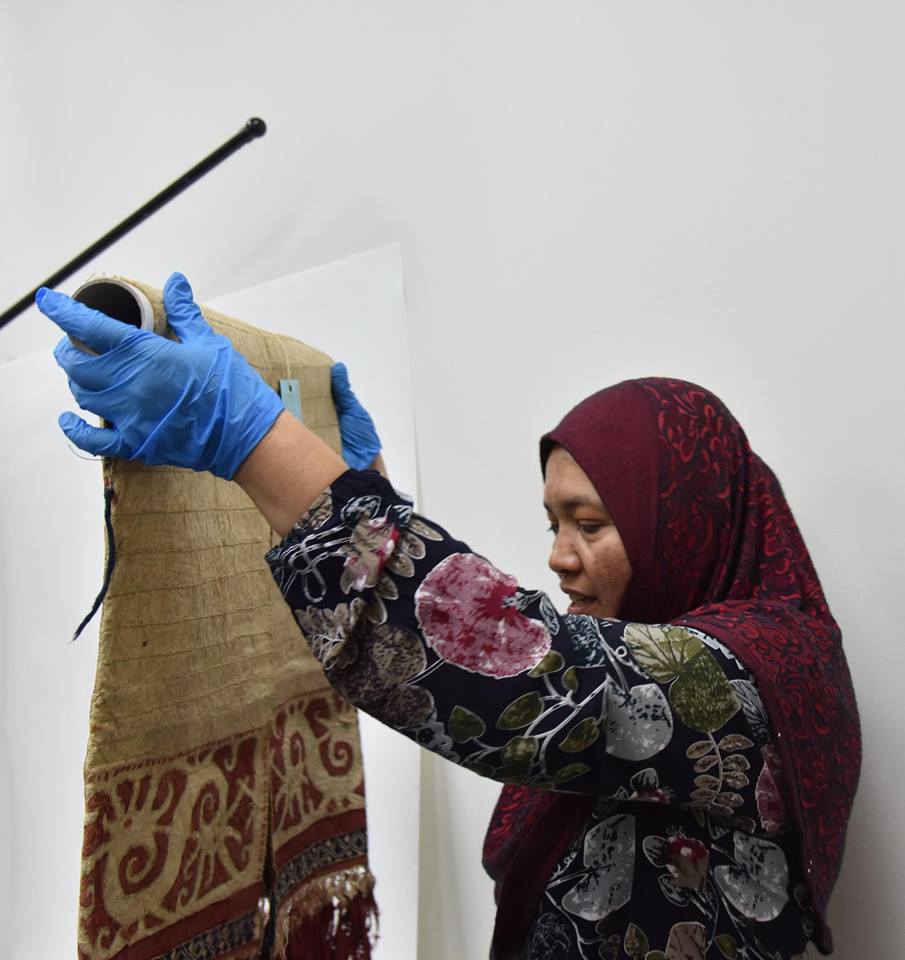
top-left (163, 272), bottom-right (212, 342)
top-left (61, 378), bottom-right (113, 424)
top-left (53, 336), bottom-right (113, 389)
top-left (58, 411), bottom-right (129, 459)
top-left (36, 288), bottom-right (133, 354)
top-left (53, 335), bottom-right (80, 372)
top-left (52, 334), bottom-right (155, 394)
top-left (331, 362), bottom-right (358, 410)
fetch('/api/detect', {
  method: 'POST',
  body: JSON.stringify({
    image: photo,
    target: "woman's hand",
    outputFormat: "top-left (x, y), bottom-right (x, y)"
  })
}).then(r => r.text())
top-left (38, 272), bottom-right (285, 480)
top-left (331, 362), bottom-right (383, 471)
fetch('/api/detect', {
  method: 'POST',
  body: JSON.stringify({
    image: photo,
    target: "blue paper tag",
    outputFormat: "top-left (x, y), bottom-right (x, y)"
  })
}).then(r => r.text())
top-left (279, 379), bottom-right (303, 422)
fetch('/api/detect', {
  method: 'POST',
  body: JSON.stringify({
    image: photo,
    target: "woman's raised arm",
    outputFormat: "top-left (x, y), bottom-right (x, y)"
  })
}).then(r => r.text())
top-left (267, 468), bottom-right (784, 830)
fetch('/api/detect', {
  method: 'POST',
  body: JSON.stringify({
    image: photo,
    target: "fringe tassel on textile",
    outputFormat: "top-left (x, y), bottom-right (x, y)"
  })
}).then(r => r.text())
top-left (274, 866), bottom-right (378, 960)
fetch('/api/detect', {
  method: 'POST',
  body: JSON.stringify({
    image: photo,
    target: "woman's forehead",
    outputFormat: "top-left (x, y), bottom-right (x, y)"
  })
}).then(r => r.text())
top-left (543, 447), bottom-right (611, 514)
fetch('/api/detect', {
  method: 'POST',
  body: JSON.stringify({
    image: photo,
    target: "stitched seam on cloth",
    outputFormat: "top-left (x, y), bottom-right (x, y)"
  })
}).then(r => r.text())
top-left (277, 334), bottom-right (293, 381)
top-left (86, 730), bottom-right (262, 778)
top-left (100, 601), bottom-right (274, 627)
top-left (108, 569), bottom-right (272, 599)
top-left (110, 632), bottom-right (271, 662)
top-left (83, 680), bottom-right (348, 770)
top-left (83, 686), bottom-right (335, 781)
top-left (114, 505), bottom-right (260, 517)
top-left (104, 651), bottom-right (272, 690)
top-left (117, 539), bottom-right (268, 557)
top-left (101, 634), bottom-right (273, 653)
top-left (104, 676), bottom-right (277, 717)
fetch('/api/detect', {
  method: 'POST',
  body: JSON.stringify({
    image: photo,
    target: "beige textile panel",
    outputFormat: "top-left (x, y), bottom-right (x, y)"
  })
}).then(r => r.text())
top-left (72, 278), bottom-right (371, 960)
top-left (84, 277), bottom-right (341, 766)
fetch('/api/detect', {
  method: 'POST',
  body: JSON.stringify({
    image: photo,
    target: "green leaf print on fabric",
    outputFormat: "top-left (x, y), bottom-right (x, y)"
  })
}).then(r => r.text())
top-left (558, 717), bottom-right (600, 753)
top-left (461, 759), bottom-right (494, 777)
top-left (562, 666), bottom-right (579, 692)
top-left (724, 772), bottom-right (750, 790)
top-left (693, 774), bottom-right (720, 792)
top-left (598, 935), bottom-right (620, 960)
top-left (552, 762), bottom-right (590, 784)
top-left (623, 922), bottom-right (649, 959)
top-left (529, 649), bottom-right (565, 677)
top-left (686, 740), bottom-right (713, 759)
top-left (501, 735), bottom-right (538, 770)
top-left (562, 814), bottom-right (635, 921)
top-left (713, 831), bottom-right (790, 921)
top-left (623, 624), bottom-right (704, 682)
top-left (625, 624), bottom-right (740, 733)
top-left (715, 933), bottom-right (739, 959)
top-left (723, 754), bottom-right (750, 771)
top-left (719, 734), bottom-right (753, 751)
top-left (693, 754), bottom-right (720, 773)
top-left (449, 705), bottom-right (486, 743)
top-left (528, 650), bottom-right (566, 678)
top-left (684, 735), bottom-right (755, 816)
top-left (497, 691), bottom-right (544, 729)
top-left (670, 648), bottom-right (740, 731)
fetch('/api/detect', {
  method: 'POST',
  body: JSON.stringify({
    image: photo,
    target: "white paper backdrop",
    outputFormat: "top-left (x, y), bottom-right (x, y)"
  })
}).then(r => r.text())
top-left (0, 244), bottom-right (419, 960)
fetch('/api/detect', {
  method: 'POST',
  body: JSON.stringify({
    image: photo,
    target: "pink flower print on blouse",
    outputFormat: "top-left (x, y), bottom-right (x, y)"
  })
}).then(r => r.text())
top-left (642, 830), bottom-right (709, 891)
top-left (628, 768), bottom-right (672, 804)
top-left (415, 553), bottom-right (552, 678)
top-left (666, 835), bottom-right (709, 889)
top-left (341, 517), bottom-right (401, 593)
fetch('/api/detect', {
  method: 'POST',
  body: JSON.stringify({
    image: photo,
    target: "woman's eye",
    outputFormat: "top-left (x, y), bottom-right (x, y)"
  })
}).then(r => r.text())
top-left (547, 521), bottom-right (559, 534)
top-left (578, 522), bottom-right (602, 535)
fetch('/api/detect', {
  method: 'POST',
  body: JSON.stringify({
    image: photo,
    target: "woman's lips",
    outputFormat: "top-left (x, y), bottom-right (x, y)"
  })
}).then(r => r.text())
top-left (564, 591), bottom-right (597, 615)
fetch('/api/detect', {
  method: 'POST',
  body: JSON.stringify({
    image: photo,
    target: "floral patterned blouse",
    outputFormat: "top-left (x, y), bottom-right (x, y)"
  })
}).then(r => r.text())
top-left (266, 471), bottom-right (818, 960)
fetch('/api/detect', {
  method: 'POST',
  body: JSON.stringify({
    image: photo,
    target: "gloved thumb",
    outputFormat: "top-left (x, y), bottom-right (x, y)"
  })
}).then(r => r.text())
top-left (163, 272), bottom-right (212, 342)
top-left (59, 412), bottom-right (129, 459)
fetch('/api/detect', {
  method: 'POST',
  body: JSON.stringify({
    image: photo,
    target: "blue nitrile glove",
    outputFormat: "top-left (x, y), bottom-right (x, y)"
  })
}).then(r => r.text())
top-left (331, 362), bottom-right (381, 470)
top-left (38, 272), bottom-right (285, 479)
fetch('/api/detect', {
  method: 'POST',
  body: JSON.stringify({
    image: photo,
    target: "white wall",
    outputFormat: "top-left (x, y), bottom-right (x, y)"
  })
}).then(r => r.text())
top-left (1, 3), bottom-right (902, 958)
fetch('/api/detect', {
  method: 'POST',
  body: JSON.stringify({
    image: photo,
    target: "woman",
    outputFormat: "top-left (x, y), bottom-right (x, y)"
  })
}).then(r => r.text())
top-left (38, 274), bottom-right (859, 959)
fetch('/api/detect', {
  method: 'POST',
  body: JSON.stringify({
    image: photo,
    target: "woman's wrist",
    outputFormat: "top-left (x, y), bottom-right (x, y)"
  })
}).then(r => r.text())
top-left (234, 411), bottom-right (347, 537)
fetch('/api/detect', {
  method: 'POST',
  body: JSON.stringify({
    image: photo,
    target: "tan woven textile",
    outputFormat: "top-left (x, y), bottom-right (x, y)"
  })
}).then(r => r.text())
top-left (77, 280), bottom-right (374, 960)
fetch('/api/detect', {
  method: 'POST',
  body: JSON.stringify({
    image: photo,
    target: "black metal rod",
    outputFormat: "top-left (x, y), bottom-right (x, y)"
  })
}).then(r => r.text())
top-left (0, 117), bottom-right (267, 332)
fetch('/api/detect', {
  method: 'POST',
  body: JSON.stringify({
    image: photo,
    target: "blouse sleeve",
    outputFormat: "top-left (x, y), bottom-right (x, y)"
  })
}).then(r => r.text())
top-left (267, 470), bottom-right (784, 825)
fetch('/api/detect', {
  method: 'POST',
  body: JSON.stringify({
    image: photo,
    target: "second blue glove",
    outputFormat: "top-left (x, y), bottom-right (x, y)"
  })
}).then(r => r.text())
top-left (331, 362), bottom-right (382, 470)
top-left (40, 273), bottom-right (285, 480)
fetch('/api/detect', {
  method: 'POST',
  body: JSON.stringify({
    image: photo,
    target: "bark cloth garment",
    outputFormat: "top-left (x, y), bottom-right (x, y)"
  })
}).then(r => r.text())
top-left (265, 379), bottom-right (859, 960)
top-left (78, 280), bottom-right (376, 960)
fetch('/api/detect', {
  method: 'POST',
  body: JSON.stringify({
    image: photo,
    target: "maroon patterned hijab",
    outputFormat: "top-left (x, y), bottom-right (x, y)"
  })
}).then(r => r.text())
top-left (483, 378), bottom-right (860, 956)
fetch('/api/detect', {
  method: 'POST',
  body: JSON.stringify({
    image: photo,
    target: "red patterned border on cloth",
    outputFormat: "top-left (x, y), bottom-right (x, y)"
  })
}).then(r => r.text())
top-left (80, 690), bottom-right (374, 960)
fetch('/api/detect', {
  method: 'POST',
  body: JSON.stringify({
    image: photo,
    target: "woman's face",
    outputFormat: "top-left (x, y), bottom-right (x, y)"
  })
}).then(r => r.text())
top-left (544, 445), bottom-right (633, 618)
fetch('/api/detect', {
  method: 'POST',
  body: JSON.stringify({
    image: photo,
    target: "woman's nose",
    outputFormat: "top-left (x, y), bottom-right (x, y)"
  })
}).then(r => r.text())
top-left (548, 532), bottom-right (581, 575)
